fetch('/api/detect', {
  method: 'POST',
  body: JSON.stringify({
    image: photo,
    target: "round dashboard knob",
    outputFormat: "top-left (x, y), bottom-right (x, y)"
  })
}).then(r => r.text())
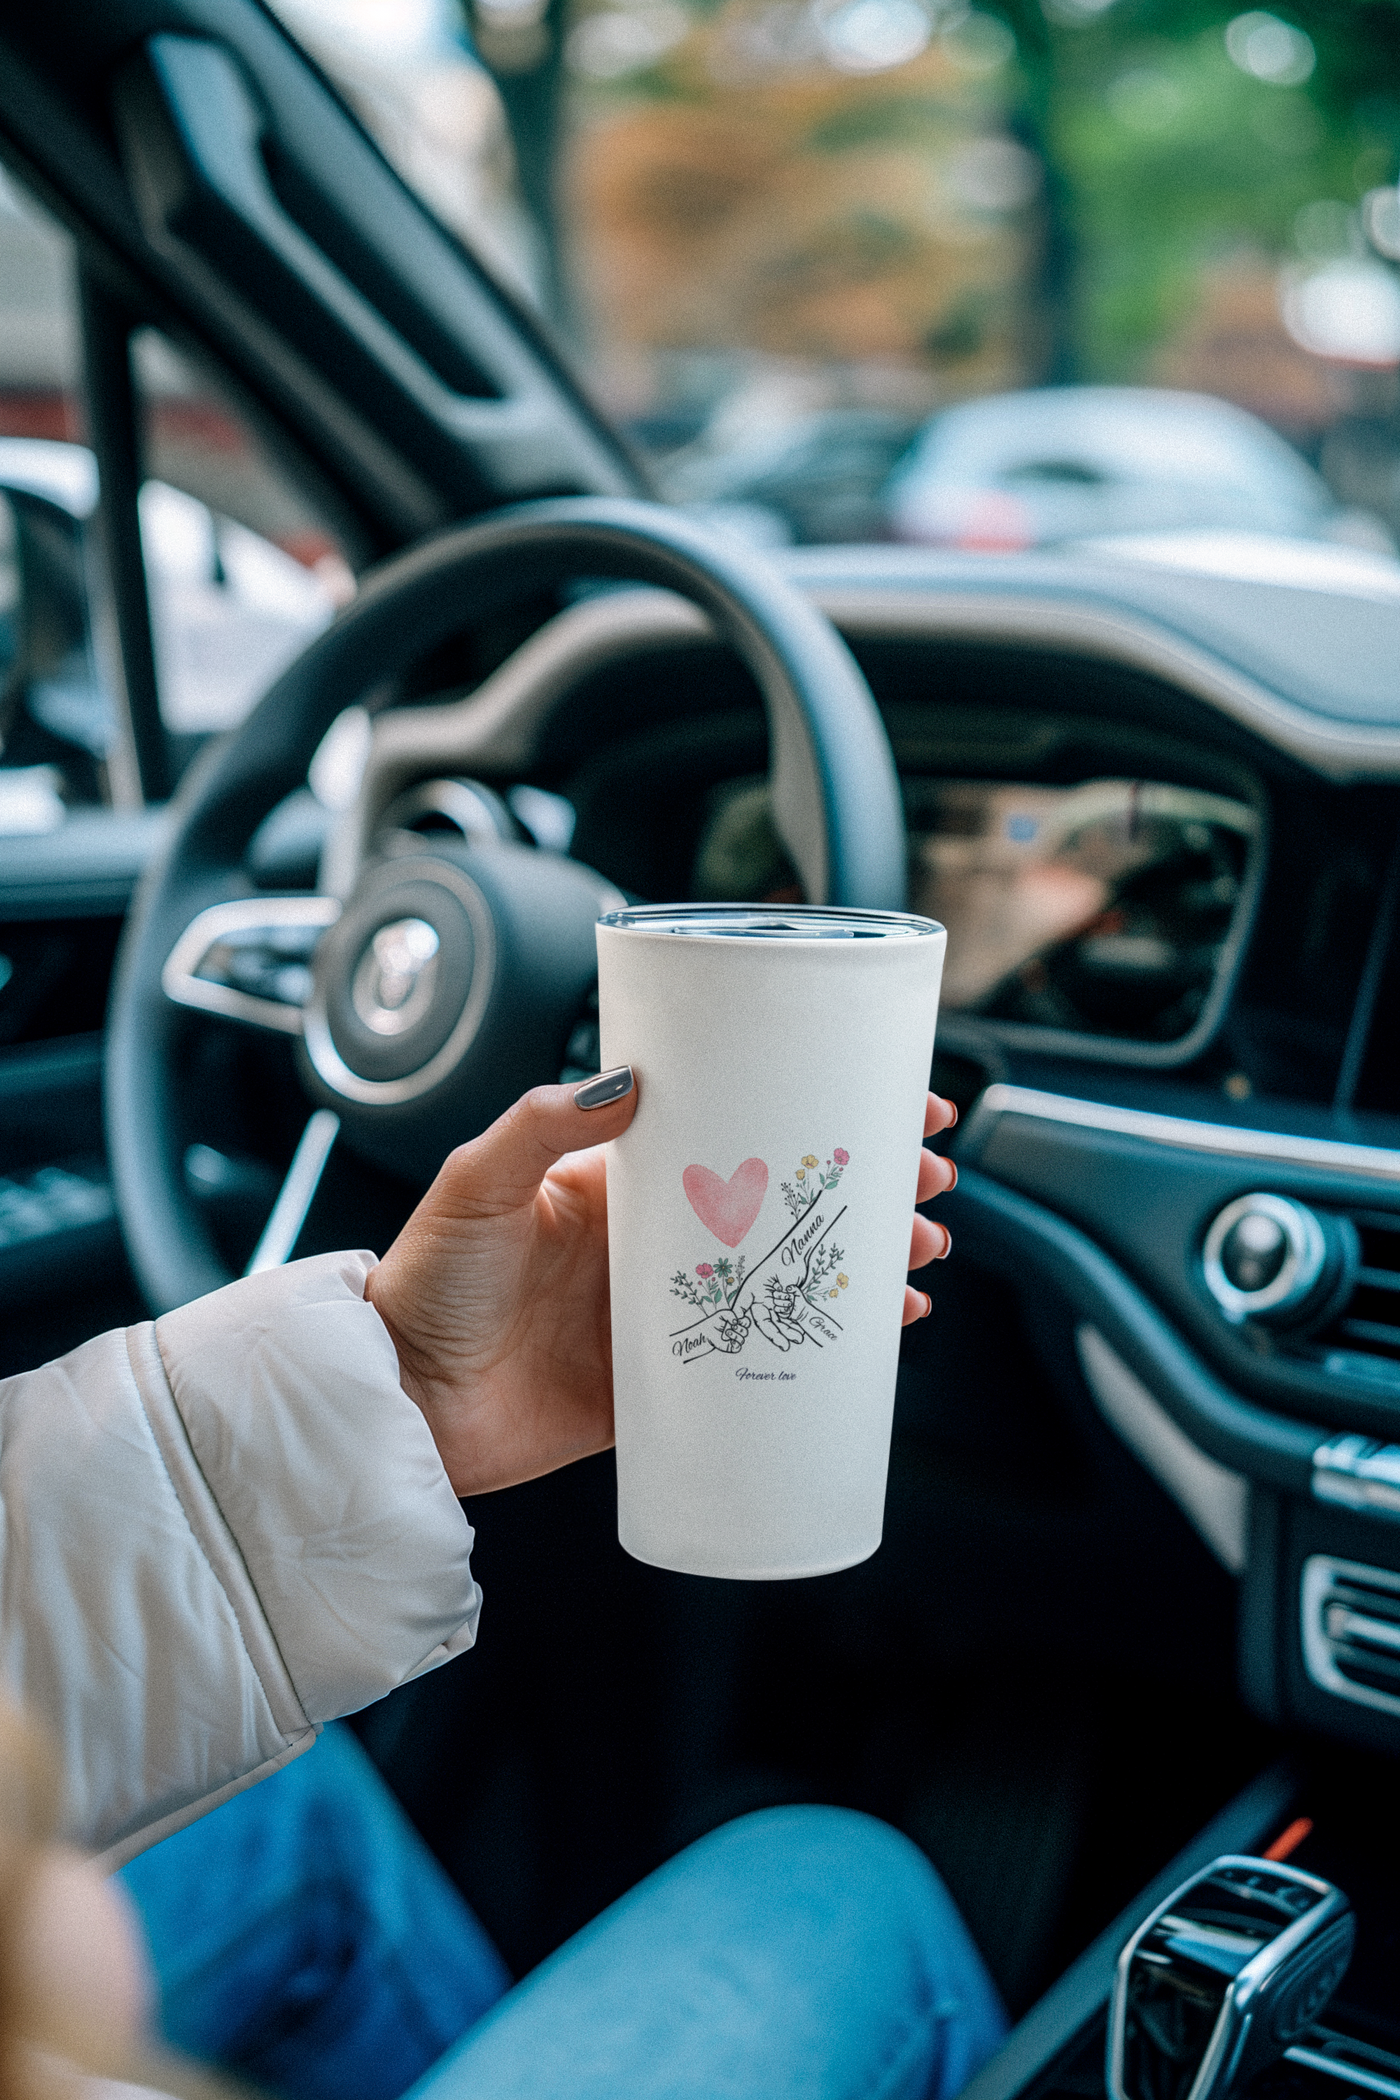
top-left (1202, 1193), bottom-right (1330, 1325)
top-left (1220, 1209), bottom-right (1289, 1293)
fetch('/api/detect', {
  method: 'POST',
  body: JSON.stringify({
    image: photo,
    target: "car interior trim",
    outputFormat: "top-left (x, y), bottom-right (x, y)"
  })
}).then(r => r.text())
top-left (1201, 1193), bottom-right (1330, 1325)
top-left (1300, 1555), bottom-right (1400, 1721)
top-left (1075, 1324), bottom-right (1249, 1572)
top-left (244, 1109), bottom-right (341, 1276)
top-left (0, 811), bottom-right (171, 921)
top-left (965, 1084), bottom-right (1400, 1190)
top-left (78, 266), bottom-right (167, 805)
top-left (324, 587), bottom-right (710, 895)
top-left (1313, 1435), bottom-right (1400, 1520)
top-left (1284, 2045), bottom-right (1400, 2100)
top-left (526, 540), bottom-right (1400, 788)
top-left (933, 782), bottom-right (1267, 1071)
top-left (0, 6), bottom-right (643, 537)
top-left (800, 584), bottom-right (1400, 779)
top-left (323, 584), bottom-right (1400, 910)
top-left (1108, 1855), bottom-right (1354, 2100)
top-left (949, 1169), bottom-right (1321, 1490)
top-left (162, 894), bottom-right (343, 1035)
top-left (116, 22), bottom-right (643, 506)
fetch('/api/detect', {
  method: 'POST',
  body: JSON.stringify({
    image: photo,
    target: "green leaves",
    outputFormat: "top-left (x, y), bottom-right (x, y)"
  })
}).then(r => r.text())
top-left (1036, 6), bottom-right (1395, 379)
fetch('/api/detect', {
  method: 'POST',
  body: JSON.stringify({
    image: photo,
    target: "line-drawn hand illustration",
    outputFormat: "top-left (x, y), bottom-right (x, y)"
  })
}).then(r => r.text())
top-left (670, 1149), bottom-right (851, 1363)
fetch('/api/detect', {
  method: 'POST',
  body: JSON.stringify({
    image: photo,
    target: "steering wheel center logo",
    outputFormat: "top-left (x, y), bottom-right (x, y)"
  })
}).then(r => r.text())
top-left (352, 917), bottom-right (441, 1038)
top-left (669, 1147), bottom-right (851, 1364)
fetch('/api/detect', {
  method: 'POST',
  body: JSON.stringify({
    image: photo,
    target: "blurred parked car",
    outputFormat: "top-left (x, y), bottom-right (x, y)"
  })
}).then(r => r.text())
top-left (882, 385), bottom-right (1393, 553)
top-left (663, 406), bottom-right (921, 545)
top-left (0, 438), bottom-right (339, 824)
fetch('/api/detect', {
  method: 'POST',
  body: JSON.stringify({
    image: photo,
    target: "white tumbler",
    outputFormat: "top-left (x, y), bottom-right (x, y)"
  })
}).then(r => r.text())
top-left (596, 904), bottom-right (946, 1580)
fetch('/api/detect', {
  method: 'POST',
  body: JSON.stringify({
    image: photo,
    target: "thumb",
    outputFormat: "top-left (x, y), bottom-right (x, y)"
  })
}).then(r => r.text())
top-left (433, 1066), bottom-right (638, 1217)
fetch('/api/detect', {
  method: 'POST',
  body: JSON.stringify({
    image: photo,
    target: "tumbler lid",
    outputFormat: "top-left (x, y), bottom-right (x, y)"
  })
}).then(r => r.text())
top-left (599, 904), bottom-right (943, 941)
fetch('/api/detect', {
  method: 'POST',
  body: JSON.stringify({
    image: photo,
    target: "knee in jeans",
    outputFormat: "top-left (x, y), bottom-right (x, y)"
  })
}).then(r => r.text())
top-left (687, 1804), bottom-right (956, 1931)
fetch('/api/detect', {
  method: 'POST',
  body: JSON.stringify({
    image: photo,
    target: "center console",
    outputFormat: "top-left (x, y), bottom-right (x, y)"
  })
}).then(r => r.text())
top-left (962, 1756), bottom-right (1400, 2100)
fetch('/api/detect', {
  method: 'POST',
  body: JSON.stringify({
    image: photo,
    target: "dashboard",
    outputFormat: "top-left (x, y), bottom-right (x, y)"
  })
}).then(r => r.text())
top-left (323, 538), bottom-right (1400, 1761)
top-left (6, 536), bottom-right (1400, 1760)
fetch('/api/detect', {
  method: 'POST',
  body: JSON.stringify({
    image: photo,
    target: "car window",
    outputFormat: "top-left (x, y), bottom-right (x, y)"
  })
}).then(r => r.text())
top-left (130, 332), bottom-right (353, 740)
top-left (0, 168), bottom-right (105, 825)
top-left (266, 0), bottom-right (1400, 563)
top-left (0, 167), bottom-right (355, 822)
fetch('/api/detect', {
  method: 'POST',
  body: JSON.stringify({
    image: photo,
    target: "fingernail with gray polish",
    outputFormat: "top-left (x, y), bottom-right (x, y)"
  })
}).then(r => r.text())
top-left (575, 1064), bottom-right (634, 1110)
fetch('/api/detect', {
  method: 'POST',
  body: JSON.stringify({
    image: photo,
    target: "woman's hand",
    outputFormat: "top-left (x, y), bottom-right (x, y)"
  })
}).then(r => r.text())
top-left (907, 1089), bottom-right (958, 1327)
top-left (367, 1072), bottom-right (959, 1497)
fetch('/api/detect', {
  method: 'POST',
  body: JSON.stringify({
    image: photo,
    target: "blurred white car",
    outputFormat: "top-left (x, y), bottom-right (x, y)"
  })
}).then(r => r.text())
top-left (882, 386), bottom-right (1391, 553)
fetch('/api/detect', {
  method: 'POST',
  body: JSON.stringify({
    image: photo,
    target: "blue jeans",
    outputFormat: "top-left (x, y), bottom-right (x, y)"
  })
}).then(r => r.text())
top-left (120, 1724), bottom-right (1007, 2100)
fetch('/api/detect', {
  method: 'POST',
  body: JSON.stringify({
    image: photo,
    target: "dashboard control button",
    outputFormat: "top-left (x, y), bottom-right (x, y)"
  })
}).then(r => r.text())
top-left (1219, 1210), bottom-right (1288, 1293)
top-left (1202, 1194), bottom-right (1332, 1326)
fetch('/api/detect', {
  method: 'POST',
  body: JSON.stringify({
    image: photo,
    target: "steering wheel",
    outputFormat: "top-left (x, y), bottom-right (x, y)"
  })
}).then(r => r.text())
top-left (106, 498), bottom-right (907, 1313)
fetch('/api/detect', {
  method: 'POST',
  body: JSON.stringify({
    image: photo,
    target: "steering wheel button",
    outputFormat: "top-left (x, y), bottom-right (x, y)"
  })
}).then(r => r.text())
top-left (316, 875), bottom-right (475, 1087)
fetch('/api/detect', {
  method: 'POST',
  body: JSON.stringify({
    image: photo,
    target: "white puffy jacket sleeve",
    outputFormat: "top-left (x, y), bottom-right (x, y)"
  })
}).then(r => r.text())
top-left (0, 1251), bottom-right (480, 1868)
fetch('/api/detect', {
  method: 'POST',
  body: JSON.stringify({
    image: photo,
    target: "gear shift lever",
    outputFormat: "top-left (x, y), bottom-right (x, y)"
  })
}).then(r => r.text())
top-left (1107, 1855), bottom-right (1354, 2100)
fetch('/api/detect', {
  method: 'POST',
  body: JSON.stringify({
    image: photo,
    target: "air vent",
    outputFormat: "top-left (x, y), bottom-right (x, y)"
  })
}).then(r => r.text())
top-left (1302, 1555), bottom-right (1400, 1717)
top-left (1310, 1210), bottom-right (1400, 1395)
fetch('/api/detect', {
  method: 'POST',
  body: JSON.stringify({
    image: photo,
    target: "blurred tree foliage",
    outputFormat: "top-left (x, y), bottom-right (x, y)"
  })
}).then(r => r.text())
top-left (481, 0), bottom-right (1400, 381)
top-left (988, 0), bottom-right (1400, 379)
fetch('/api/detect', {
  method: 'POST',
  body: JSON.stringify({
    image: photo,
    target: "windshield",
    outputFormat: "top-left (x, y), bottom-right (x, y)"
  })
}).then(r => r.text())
top-left (267, 0), bottom-right (1400, 563)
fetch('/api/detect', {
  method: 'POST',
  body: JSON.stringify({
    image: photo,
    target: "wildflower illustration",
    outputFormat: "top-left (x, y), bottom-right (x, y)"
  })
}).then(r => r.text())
top-left (780, 1147), bottom-right (849, 1222)
top-left (669, 1252), bottom-right (748, 1314)
top-left (669, 1146), bottom-right (852, 1365)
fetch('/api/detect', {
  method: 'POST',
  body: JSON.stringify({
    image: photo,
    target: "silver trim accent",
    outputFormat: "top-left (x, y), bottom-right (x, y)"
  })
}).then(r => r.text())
top-left (1201, 1193), bottom-right (1327, 1324)
top-left (1301, 1553), bottom-right (1400, 1719)
top-left (379, 777), bottom-right (513, 844)
top-left (1285, 2044), bottom-right (1400, 2097)
top-left (162, 896), bottom-right (342, 1034)
top-left (970, 1082), bottom-right (1400, 1188)
top-left (322, 591), bottom-right (710, 896)
top-left (1313, 1436), bottom-right (1400, 1519)
top-left (245, 1110), bottom-right (341, 1274)
top-left (302, 858), bottom-right (497, 1107)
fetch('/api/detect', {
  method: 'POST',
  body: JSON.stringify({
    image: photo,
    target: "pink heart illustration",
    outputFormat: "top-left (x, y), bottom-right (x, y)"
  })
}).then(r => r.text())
top-left (683, 1158), bottom-right (769, 1248)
